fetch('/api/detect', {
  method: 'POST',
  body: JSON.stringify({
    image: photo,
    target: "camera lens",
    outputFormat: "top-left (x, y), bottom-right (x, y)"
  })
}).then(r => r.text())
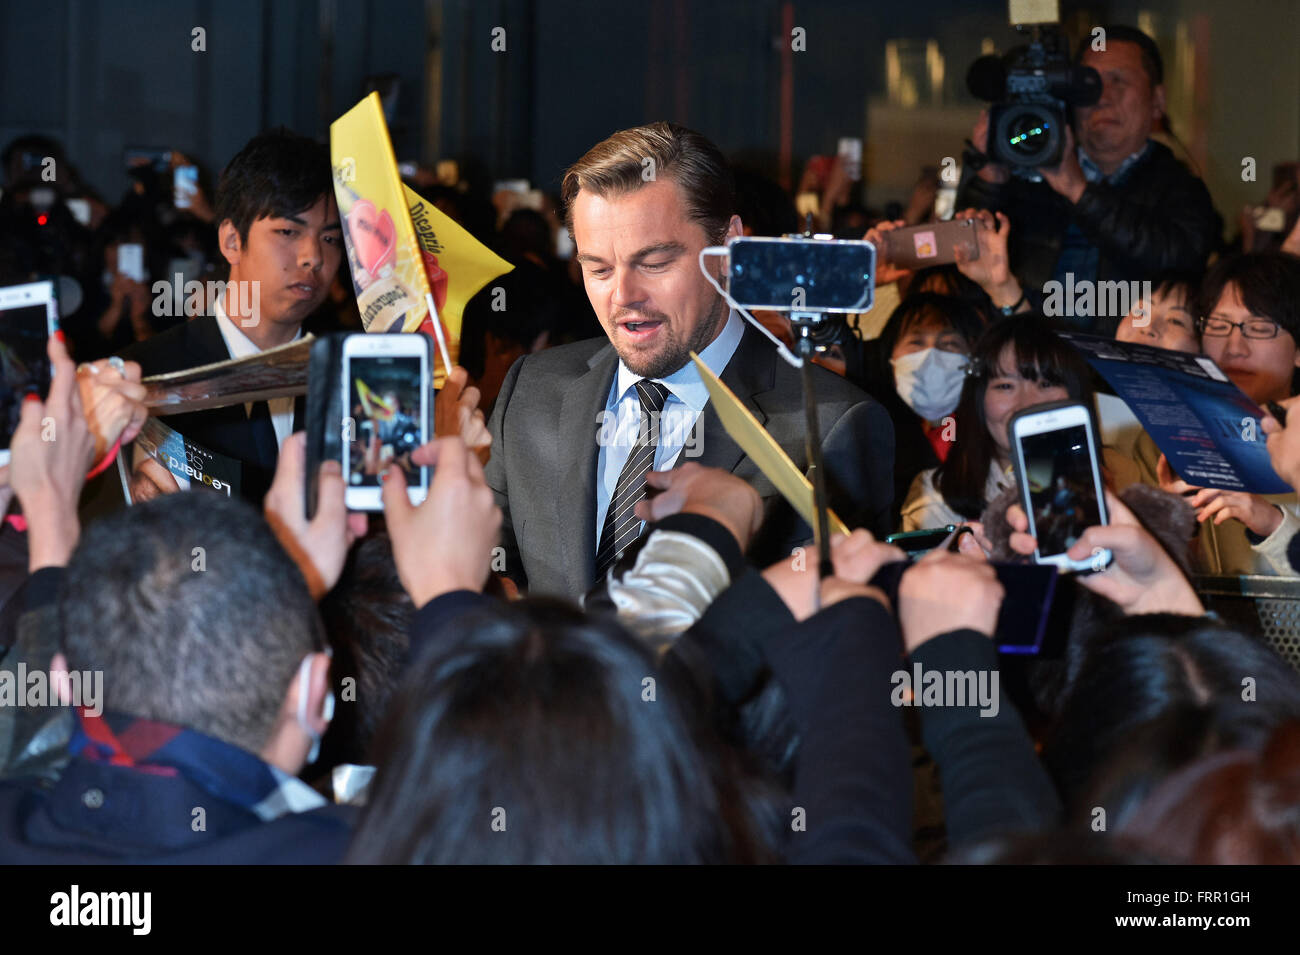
top-left (994, 105), bottom-right (1062, 167)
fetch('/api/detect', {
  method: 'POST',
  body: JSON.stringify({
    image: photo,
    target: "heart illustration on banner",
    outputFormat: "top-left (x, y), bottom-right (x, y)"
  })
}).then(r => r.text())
top-left (348, 200), bottom-right (396, 275)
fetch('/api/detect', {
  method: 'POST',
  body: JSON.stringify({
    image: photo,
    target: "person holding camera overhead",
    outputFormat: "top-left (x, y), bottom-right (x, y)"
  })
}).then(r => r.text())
top-left (960, 24), bottom-right (1221, 336)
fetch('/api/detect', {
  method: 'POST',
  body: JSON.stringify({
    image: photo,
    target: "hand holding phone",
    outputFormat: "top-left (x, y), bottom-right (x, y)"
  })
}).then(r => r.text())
top-left (264, 432), bottom-right (369, 600)
top-left (173, 164), bottom-right (198, 209)
top-left (882, 217), bottom-right (985, 271)
top-left (897, 549), bottom-right (1005, 651)
top-left (1004, 489), bottom-right (1202, 616)
top-left (382, 436), bottom-right (502, 607)
top-left (1009, 400), bottom-right (1110, 573)
top-left (341, 333), bottom-right (432, 511)
top-left (117, 243), bottom-right (146, 283)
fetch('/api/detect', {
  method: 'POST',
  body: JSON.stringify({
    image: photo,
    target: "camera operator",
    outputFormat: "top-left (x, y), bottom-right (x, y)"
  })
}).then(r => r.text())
top-left (961, 24), bottom-right (1221, 335)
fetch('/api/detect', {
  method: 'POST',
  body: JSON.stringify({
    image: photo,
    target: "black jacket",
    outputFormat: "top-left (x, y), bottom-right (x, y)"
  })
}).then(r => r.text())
top-left (959, 141), bottom-right (1222, 336)
top-left (119, 315), bottom-right (304, 504)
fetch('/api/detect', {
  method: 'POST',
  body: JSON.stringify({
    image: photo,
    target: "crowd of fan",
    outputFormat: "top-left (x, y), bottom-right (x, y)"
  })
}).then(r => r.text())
top-left (3, 22), bottom-right (1300, 864)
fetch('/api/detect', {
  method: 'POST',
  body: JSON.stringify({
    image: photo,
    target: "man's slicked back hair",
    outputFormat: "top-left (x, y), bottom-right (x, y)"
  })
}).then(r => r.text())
top-left (561, 122), bottom-right (735, 244)
top-left (214, 127), bottom-right (333, 243)
top-left (59, 493), bottom-right (323, 754)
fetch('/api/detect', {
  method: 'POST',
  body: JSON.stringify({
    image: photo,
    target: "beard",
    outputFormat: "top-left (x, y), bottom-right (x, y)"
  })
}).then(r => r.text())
top-left (612, 296), bottom-right (728, 380)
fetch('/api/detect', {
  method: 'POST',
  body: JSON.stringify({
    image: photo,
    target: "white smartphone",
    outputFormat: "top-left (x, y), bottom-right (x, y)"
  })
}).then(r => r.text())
top-left (66, 198), bottom-right (92, 226)
top-left (173, 164), bottom-right (198, 209)
top-left (0, 280), bottom-right (59, 467)
top-left (1009, 400), bottom-right (1110, 573)
top-left (341, 334), bottom-right (431, 511)
top-left (117, 242), bottom-right (145, 282)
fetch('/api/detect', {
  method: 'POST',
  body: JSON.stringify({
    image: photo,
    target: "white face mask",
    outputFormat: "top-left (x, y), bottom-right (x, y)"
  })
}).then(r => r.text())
top-left (296, 653), bottom-right (335, 766)
top-left (892, 347), bottom-right (969, 421)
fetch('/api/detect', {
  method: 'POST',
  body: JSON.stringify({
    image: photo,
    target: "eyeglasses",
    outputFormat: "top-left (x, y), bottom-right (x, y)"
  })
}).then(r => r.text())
top-left (1199, 317), bottom-right (1282, 339)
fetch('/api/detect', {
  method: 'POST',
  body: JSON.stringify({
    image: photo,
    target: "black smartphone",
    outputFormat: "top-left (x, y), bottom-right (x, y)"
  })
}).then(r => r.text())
top-left (726, 236), bottom-right (875, 312)
top-left (868, 559), bottom-right (1060, 655)
top-left (885, 525), bottom-right (961, 557)
top-left (0, 280), bottom-right (59, 466)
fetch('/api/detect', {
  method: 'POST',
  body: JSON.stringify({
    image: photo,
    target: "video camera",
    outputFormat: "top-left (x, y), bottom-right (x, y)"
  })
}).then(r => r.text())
top-left (966, 3), bottom-right (1101, 177)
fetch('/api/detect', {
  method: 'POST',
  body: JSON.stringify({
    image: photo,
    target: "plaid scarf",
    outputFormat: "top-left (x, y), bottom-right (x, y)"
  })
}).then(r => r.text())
top-left (68, 708), bottom-right (325, 821)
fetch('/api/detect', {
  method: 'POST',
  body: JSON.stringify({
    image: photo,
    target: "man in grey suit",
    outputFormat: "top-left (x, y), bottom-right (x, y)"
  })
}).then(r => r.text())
top-left (486, 122), bottom-right (894, 599)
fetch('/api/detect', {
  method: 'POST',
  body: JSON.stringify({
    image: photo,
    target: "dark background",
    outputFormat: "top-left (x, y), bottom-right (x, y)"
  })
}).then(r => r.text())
top-left (2, 0), bottom-right (1297, 221)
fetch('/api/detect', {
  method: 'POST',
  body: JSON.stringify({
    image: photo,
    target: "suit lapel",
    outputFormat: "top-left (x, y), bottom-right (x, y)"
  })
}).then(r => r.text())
top-left (686, 325), bottom-right (773, 474)
top-left (558, 344), bottom-right (618, 595)
top-left (187, 314), bottom-right (233, 366)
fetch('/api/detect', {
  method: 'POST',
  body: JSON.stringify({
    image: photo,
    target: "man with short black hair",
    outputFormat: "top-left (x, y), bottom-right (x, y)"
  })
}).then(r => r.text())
top-left (960, 24), bottom-right (1222, 335)
top-left (122, 128), bottom-right (343, 503)
top-left (0, 493), bottom-right (352, 864)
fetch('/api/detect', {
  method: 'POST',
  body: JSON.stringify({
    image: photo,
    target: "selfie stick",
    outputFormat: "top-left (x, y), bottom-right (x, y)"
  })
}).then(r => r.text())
top-left (792, 314), bottom-right (835, 580)
top-left (699, 248), bottom-right (836, 583)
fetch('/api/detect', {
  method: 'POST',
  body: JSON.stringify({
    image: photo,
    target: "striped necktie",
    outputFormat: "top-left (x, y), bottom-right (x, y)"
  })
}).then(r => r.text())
top-left (595, 379), bottom-right (669, 580)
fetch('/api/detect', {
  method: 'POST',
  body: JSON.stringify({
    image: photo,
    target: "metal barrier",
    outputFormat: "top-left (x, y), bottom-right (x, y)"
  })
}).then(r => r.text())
top-left (1196, 575), bottom-right (1300, 673)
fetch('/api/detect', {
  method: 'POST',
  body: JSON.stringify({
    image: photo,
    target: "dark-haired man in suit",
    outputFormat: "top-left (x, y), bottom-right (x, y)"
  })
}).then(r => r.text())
top-left (486, 122), bottom-right (894, 599)
top-left (121, 129), bottom-right (343, 504)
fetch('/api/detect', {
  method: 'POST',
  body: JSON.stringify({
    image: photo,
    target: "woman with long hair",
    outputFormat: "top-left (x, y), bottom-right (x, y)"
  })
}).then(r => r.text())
top-left (900, 314), bottom-right (1095, 531)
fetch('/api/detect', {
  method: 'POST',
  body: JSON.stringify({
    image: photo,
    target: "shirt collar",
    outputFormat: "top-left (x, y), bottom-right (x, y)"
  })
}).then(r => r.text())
top-left (613, 309), bottom-right (744, 414)
top-left (1078, 140), bottom-right (1152, 185)
top-left (213, 297), bottom-right (301, 358)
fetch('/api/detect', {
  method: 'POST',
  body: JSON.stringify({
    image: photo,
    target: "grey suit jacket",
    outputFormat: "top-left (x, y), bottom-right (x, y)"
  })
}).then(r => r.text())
top-left (485, 325), bottom-right (895, 598)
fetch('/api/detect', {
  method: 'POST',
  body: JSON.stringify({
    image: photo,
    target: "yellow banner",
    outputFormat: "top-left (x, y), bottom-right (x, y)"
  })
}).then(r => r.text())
top-left (690, 351), bottom-right (849, 536)
top-left (329, 92), bottom-right (512, 385)
top-left (404, 183), bottom-right (514, 368)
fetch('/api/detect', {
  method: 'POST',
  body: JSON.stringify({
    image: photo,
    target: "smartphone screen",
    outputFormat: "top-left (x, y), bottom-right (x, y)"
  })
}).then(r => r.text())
top-left (66, 198), bottom-right (92, 226)
top-left (1020, 423), bottom-right (1102, 558)
top-left (117, 243), bottom-right (145, 282)
top-left (174, 165), bottom-right (198, 209)
top-left (0, 282), bottom-right (58, 459)
top-left (728, 237), bottom-right (874, 312)
top-left (345, 355), bottom-right (425, 489)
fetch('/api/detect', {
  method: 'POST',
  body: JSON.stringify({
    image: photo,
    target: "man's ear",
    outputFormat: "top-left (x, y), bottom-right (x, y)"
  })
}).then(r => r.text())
top-left (711, 215), bottom-right (744, 282)
top-left (302, 651), bottom-right (333, 734)
top-left (217, 219), bottom-right (243, 270)
top-left (1151, 83), bottom-right (1167, 128)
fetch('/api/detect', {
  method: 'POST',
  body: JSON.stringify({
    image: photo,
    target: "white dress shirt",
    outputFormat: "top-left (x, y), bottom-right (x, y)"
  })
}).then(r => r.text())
top-left (213, 300), bottom-right (300, 451)
top-left (594, 309), bottom-right (745, 549)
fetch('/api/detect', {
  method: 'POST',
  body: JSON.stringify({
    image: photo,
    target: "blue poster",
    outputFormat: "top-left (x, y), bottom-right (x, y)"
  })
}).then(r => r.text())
top-left (1061, 333), bottom-right (1290, 495)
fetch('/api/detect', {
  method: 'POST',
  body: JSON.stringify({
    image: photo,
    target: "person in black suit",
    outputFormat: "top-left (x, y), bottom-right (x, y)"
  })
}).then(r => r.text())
top-left (486, 122), bottom-right (894, 598)
top-left (120, 129), bottom-right (343, 504)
